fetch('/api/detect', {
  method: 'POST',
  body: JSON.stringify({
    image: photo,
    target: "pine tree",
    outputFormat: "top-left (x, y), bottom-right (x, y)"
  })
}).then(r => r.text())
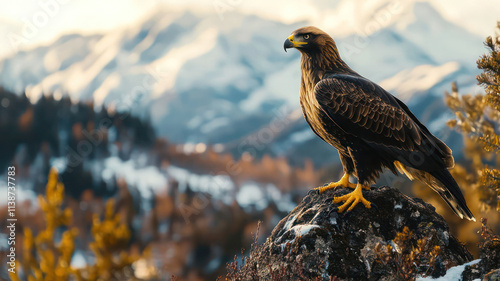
top-left (410, 22), bottom-right (500, 253)
top-left (447, 21), bottom-right (500, 212)
top-left (476, 22), bottom-right (500, 208)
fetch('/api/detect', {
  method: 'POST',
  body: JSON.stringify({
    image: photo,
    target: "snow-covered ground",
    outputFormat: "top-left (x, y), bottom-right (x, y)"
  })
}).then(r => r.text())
top-left (0, 177), bottom-right (38, 210)
top-left (167, 165), bottom-right (296, 212)
top-left (0, 152), bottom-right (296, 219)
top-left (416, 259), bottom-right (481, 281)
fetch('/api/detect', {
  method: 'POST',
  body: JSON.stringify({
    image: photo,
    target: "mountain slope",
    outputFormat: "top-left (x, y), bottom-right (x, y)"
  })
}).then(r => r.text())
top-left (0, 3), bottom-right (486, 166)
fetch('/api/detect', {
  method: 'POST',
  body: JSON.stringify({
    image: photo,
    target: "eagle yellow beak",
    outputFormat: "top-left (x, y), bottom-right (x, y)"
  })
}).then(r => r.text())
top-left (284, 35), bottom-right (307, 52)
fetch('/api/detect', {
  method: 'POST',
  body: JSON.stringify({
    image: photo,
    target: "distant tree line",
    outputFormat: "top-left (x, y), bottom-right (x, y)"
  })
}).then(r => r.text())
top-left (0, 88), bottom-right (156, 198)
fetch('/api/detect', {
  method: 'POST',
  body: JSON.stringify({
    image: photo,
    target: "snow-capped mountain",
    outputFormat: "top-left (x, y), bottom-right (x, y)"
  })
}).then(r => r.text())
top-left (0, 1), bottom-right (487, 166)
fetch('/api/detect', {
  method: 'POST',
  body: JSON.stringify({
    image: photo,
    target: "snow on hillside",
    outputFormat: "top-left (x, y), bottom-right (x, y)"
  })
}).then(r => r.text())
top-left (390, 2), bottom-right (484, 65)
top-left (340, 28), bottom-right (436, 82)
top-left (416, 259), bottom-right (480, 281)
top-left (379, 62), bottom-right (461, 102)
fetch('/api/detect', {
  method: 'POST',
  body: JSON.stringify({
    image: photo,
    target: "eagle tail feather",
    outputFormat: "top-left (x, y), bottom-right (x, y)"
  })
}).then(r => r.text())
top-left (394, 161), bottom-right (475, 221)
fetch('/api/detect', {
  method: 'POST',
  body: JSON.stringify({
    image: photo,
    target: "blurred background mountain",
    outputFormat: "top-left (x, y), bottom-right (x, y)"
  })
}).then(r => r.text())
top-left (0, 0), bottom-right (499, 280)
top-left (0, 0), bottom-right (496, 166)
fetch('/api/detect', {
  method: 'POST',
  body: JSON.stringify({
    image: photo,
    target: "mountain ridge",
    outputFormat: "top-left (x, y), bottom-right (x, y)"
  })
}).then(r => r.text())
top-left (0, 3), bottom-right (486, 166)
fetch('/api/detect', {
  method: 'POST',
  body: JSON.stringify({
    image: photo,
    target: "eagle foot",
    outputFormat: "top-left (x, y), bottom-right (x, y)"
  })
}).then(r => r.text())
top-left (332, 184), bottom-right (371, 213)
top-left (315, 173), bottom-right (356, 194)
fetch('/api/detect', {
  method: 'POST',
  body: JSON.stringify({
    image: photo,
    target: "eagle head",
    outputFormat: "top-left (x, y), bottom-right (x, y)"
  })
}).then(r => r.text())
top-left (283, 26), bottom-right (333, 53)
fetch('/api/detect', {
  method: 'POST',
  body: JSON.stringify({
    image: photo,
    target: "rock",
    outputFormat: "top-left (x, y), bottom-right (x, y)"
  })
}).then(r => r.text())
top-left (462, 223), bottom-right (500, 281)
top-left (483, 269), bottom-right (500, 281)
top-left (232, 186), bottom-right (472, 281)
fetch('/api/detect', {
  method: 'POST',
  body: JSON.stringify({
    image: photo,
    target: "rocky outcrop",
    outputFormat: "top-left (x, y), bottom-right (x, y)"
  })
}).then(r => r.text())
top-left (462, 221), bottom-right (500, 281)
top-left (230, 186), bottom-right (473, 280)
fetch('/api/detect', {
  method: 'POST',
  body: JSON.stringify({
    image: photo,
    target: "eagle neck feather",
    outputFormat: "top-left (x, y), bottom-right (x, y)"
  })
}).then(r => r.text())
top-left (299, 41), bottom-right (353, 108)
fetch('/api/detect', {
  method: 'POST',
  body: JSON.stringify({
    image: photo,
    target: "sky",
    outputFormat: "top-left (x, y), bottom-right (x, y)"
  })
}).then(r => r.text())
top-left (0, 0), bottom-right (498, 59)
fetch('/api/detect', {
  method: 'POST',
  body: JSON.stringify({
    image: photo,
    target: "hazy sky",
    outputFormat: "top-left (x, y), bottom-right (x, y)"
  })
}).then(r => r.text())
top-left (0, 0), bottom-right (498, 58)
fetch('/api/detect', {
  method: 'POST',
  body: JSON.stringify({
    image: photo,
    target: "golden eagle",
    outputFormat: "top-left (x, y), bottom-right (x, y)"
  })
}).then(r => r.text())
top-left (284, 26), bottom-right (475, 221)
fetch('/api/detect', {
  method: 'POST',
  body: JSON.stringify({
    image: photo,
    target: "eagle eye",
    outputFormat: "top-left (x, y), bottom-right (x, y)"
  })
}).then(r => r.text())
top-left (303, 34), bottom-right (310, 40)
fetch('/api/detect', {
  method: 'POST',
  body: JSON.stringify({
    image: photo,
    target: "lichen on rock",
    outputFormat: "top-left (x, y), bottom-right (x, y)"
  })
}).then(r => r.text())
top-left (229, 186), bottom-right (473, 280)
top-left (461, 219), bottom-right (500, 281)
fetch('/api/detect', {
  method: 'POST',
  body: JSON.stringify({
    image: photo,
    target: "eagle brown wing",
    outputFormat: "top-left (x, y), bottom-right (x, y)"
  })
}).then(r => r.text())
top-left (314, 74), bottom-right (422, 151)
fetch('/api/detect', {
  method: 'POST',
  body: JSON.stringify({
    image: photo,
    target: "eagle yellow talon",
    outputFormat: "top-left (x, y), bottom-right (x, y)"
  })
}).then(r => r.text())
top-left (315, 173), bottom-right (356, 194)
top-left (333, 183), bottom-right (371, 212)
